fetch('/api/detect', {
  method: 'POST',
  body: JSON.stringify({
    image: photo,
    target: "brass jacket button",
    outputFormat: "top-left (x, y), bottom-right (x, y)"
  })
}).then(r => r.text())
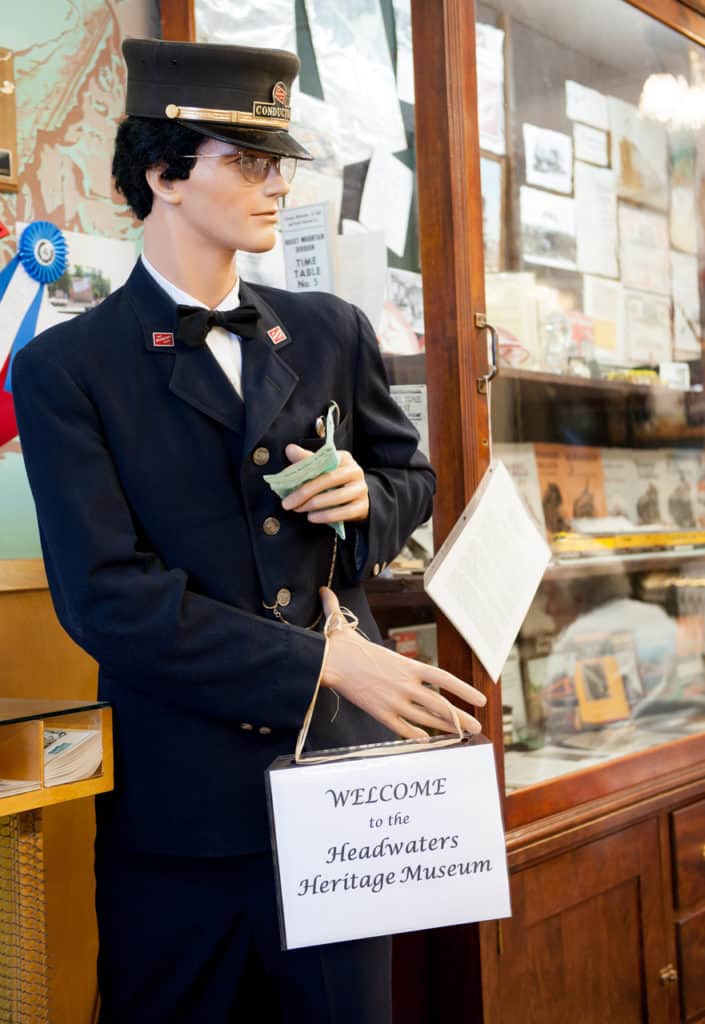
top-left (276, 587), bottom-right (292, 607)
top-left (263, 516), bottom-right (280, 536)
top-left (258, 726), bottom-right (272, 736)
top-left (252, 446), bottom-right (270, 466)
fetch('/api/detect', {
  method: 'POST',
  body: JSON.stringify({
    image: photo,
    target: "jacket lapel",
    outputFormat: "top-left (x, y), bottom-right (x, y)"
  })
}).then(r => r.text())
top-left (239, 281), bottom-right (299, 458)
top-left (125, 260), bottom-right (245, 434)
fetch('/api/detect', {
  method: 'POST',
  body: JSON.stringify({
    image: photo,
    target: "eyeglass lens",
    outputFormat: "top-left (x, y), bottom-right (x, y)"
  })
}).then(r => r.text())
top-left (240, 153), bottom-right (297, 184)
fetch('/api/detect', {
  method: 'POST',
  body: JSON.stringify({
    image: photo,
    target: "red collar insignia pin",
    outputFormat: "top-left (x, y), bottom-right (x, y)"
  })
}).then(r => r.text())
top-left (152, 331), bottom-right (175, 347)
top-left (267, 325), bottom-right (287, 345)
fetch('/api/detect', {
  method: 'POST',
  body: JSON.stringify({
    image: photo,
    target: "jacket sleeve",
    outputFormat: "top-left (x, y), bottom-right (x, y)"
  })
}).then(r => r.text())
top-left (341, 305), bottom-right (436, 583)
top-left (12, 347), bottom-right (325, 730)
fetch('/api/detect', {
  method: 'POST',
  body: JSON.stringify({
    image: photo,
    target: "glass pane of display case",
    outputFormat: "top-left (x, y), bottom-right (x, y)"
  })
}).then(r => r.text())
top-left (476, 0), bottom-right (705, 791)
top-left (196, 0), bottom-right (436, 662)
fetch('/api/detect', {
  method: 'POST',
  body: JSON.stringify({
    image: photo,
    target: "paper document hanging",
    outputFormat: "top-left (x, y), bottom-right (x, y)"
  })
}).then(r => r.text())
top-left (424, 460), bottom-right (551, 681)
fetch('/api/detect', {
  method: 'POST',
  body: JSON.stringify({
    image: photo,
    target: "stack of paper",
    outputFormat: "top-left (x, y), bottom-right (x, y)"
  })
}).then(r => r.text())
top-left (43, 728), bottom-right (102, 787)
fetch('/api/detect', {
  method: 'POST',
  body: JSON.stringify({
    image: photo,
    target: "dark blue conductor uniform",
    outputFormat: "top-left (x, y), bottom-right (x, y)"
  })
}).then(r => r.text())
top-left (12, 37), bottom-right (435, 1024)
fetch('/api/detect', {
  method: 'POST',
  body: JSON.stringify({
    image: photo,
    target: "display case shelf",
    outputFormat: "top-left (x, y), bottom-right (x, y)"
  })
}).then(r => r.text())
top-left (0, 698), bottom-right (113, 817)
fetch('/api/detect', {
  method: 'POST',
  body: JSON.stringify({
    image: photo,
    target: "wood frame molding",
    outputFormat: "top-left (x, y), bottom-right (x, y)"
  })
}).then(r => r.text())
top-left (160, 0), bottom-right (196, 41)
top-left (626, 0), bottom-right (705, 44)
top-left (410, 0), bottom-right (504, 778)
top-left (0, 560), bottom-right (47, 593)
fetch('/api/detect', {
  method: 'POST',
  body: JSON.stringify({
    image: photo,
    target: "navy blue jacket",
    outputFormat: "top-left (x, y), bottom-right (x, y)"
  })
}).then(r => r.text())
top-left (12, 260), bottom-right (435, 856)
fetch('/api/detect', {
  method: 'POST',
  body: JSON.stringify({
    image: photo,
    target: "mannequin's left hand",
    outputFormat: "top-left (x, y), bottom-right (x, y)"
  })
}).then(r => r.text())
top-left (281, 445), bottom-right (370, 523)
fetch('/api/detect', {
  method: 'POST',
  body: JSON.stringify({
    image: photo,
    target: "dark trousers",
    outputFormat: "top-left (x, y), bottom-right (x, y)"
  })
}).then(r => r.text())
top-left (95, 837), bottom-right (392, 1024)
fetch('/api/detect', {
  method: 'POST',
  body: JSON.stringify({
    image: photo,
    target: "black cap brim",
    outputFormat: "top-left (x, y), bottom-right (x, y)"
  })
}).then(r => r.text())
top-left (183, 121), bottom-right (313, 160)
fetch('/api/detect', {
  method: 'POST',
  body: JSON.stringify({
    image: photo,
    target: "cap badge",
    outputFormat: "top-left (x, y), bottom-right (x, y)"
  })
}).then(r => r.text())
top-left (267, 325), bottom-right (287, 345)
top-left (272, 81), bottom-right (288, 105)
top-left (252, 82), bottom-right (291, 123)
top-left (152, 331), bottom-right (175, 348)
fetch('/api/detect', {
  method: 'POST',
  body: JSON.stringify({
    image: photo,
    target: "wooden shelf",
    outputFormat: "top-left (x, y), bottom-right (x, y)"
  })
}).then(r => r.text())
top-left (497, 367), bottom-right (664, 396)
top-left (363, 573), bottom-right (432, 609)
top-left (547, 547), bottom-right (705, 579)
top-left (498, 367), bottom-right (703, 400)
top-left (0, 702), bottom-right (113, 817)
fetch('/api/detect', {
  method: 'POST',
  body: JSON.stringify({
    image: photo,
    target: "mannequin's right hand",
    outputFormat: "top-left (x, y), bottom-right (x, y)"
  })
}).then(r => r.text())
top-left (319, 587), bottom-right (486, 740)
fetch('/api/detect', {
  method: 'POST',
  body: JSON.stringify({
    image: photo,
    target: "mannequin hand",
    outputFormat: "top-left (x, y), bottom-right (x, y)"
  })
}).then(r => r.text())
top-left (319, 587), bottom-right (486, 740)
top-left (282, 444), bottom-right (369, 523)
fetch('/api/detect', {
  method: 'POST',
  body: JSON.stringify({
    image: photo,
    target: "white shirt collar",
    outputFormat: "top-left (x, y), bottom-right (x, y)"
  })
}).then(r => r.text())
top-left (140, 253), bottom-right (240, 311)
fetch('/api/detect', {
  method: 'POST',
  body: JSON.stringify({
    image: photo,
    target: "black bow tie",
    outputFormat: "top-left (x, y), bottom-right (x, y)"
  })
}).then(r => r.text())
top-left (176, 304), bottom-right (261, 348)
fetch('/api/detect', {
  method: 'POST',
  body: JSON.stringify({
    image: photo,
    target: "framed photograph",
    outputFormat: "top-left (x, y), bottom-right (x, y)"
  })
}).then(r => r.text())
top-left (520, 186), bottom-right (577, 271)
top-left (523, 124), bottom-right (573, 195)
top-left (0, 50), bottom-right (17, 193)
top-left (480, 153), bottom-right (505, 273)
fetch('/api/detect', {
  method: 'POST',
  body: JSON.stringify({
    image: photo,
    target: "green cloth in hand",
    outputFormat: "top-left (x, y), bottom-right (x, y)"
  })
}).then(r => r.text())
top-left (263, 404), bottom-right (345, 540)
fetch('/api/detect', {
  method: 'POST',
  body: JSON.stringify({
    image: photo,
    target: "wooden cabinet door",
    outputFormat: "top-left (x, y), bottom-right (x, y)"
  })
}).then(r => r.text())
top-left (479, 819), bottom-right (676, 1024)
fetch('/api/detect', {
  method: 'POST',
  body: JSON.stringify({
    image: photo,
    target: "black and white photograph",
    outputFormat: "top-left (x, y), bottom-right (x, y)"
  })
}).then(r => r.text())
top-left (520, 186), bottom-right (577, 270)
top-left (523, 123), bottom-right (573, 195)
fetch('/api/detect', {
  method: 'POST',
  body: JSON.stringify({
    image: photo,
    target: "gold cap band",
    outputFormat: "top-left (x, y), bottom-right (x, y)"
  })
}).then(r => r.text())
top-left (165, 103), bottom-right (290, 130)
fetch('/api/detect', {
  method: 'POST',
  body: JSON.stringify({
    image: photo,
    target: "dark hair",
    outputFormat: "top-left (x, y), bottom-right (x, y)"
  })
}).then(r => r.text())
top-left (112, 116), bottom-right (207, 220)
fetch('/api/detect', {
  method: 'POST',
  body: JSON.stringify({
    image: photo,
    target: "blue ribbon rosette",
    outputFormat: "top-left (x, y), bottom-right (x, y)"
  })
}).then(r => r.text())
top-left (1, 221), bottom-right (68, 393)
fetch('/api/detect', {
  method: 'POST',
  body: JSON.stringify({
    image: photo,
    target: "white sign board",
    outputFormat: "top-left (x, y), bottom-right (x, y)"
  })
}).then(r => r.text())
top-left (267, 739), bottom-right (510, 949)
top-left (280, 203), bottom-right (333, 293)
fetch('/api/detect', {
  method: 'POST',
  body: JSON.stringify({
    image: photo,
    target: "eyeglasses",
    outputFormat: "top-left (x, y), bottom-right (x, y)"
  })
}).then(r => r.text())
top-left (179, 150), bottom-right (297, 184)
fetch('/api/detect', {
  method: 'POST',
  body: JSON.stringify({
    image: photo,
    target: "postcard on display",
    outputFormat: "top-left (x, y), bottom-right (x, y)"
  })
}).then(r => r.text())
top-left (480, 154), bottom-right (504, 273)
top-left (290, 92), bottom-right (366, 174)
top-left (390, 384), bottom-right (429, 457)
top-left (304, 0), bottom-right (407, 164)
top-left (671, 250), bottom-right (701, 361)
top-left (600, 448), bottom-right (640, 523)
top-left (494, 442), bottom-right (547, 533)
top-left (662, 449), bottom-right (700, 530)
top-left (573, 123), bottom-right (609, 167)
top-left (623, 288), bottom-right (671, 366)
top-left (523, 124), bottom-right (573, 195)
top-left (574, 653), bottom-right (630, 725)
top-left (618, 205), bottom-right (670, 295)
top-left (565, 80), bottom-right (609, 130)
top-left (574, 162), bottom-right (618, 278)
top-left (280, 203), bottom-right (334, 293)
top-left (385, 267), bottom-right (424, 334)
top-left (392, 0), bottom-right (415, 105)
top-left (377, 302), bottom-right (422, 355)
top-left (334, 228), bottom-right (386, 330)
top-left (359, 147), bottom-right (413, 258)
top-left (632, 449), bottom-right (669, 526)
top-left (196, 0), bottom-right (297, 51)
top-left (520, 187), bottom-right (576, 271)
top-left (484, 271), bottom-right (540, 369)
top-left (37, 225), bottom-right (137, 320)
top-left (608, 97), bottom-right (669, 210)
top-left (287, 168), bottom-right (344, 234)
top-left (500, 645), bottom-right (528, 740)
top-left (583, 275), bottom-right (624, 365)
top-left (534, 443), bottom-right (607, 534)
top-left (476, 22), bottom-right (506, 156)
top-left (670, 132), bottom-right (697, 254)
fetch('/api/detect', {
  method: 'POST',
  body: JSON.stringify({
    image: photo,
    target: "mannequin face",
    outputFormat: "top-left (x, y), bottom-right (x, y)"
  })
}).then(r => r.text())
top-left (149, 137), bottom-right (290, 255)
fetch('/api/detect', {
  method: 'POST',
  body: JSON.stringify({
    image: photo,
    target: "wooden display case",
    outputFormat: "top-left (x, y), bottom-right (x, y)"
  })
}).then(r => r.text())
top-left (165, 0), bottom-right (705, 1020)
